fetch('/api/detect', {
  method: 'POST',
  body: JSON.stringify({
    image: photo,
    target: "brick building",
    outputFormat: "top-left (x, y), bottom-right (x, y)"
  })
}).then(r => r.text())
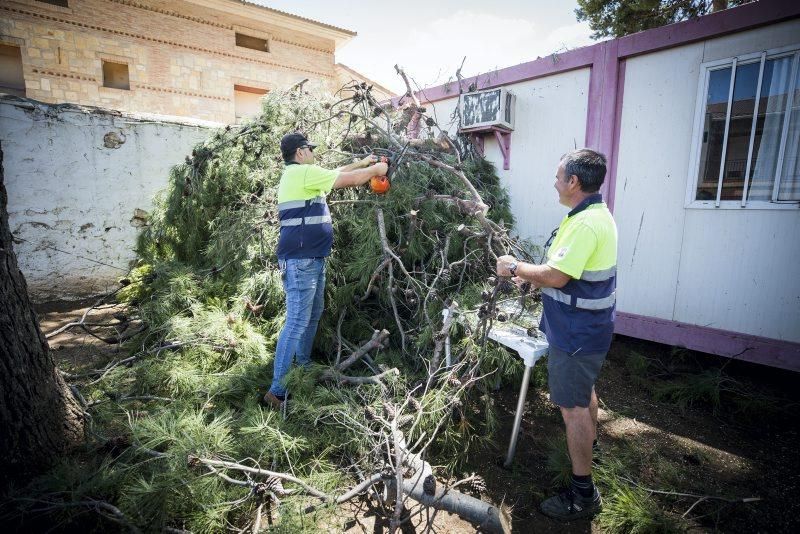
top-left (0, 0), bottom-right (394, 123)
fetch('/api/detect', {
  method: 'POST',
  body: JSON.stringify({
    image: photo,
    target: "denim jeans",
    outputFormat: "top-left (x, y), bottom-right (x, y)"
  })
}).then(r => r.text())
top-left (269, 257), bottom-right (326, 398)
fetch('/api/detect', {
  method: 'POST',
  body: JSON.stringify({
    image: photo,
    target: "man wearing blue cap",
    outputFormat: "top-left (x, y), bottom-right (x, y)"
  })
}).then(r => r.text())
top-left (261, 133), bottom-right (388, 408)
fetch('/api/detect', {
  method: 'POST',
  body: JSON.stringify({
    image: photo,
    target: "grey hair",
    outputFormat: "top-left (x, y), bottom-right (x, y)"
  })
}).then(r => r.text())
top-left (560, 149), bottom-right (607, 193)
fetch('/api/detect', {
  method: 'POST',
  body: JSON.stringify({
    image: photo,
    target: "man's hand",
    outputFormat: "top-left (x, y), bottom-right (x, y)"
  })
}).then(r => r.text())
top-left (496, 254), bottom-right (517, 277)
top-left (358, 155), bottom-right (378, 168)
top-left (372, 161), bottom-right (389, 176)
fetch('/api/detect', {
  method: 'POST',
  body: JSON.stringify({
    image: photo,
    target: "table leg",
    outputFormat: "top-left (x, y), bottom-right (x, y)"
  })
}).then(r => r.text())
top-left (504, 364), bottom-right (532, 468)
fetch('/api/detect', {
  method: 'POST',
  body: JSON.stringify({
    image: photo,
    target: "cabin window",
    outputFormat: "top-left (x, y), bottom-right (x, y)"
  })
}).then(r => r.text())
top-left (690, 45), bottom-right (800, 208)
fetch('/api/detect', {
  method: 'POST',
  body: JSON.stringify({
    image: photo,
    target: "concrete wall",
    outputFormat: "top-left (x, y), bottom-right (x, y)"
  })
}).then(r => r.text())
top-left (0, 0), bottom-right (352, 123)
top-left (0, 96), bottom-right (214, 301)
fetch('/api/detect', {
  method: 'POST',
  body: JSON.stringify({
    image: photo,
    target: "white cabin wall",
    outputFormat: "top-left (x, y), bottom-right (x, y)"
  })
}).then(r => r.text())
top-left (614, 19), bottom-right (800, 342)
top-left (613, 43), bottom-right (705, 320)
top-left (424, 69), bottom-right (590, 252)
top-left (673, 18), bottom-right (800, 342)
top-left (675, 210), bottom-right (800, 341)
top-left (701, 18), bottom-right (800, 62)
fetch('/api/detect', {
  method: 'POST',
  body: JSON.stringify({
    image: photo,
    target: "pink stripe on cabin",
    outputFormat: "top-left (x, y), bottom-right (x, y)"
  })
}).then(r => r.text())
top-left (615, 312), bottom-right (800, 372)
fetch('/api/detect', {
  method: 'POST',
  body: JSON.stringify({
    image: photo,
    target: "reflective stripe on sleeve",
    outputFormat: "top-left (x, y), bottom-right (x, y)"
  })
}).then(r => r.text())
top-left (580, 266), bottom-right (617, 282)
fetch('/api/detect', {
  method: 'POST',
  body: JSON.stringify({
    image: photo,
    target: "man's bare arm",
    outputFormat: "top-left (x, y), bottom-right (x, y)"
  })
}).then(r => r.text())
top-left (332, 161), bottom-right (388, 189)
top-left (496, 255), bottom-right (571, 289)
top-left (337, 155), bottom-right (377, 173)
top-left (515, 262), bottom-right (571, 289)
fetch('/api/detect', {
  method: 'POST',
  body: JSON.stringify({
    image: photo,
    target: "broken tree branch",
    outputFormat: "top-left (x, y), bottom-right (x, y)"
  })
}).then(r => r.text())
top-left (333, 329), bottom-right (390, 373)
top-left (321, 367), bottom-right (400, 386)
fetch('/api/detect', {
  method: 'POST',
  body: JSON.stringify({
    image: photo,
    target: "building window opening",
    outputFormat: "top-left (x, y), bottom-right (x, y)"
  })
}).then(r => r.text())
top-left (235, 33), bottom-right (269, 53)
top-left (234, 84), bottom-right (268, 123)
top-left (0, 44), bottom-right (25, 97)
top-left (37, 0), bottom-right (70, 7)
top-left (102, 61), bottom-right (130, 90)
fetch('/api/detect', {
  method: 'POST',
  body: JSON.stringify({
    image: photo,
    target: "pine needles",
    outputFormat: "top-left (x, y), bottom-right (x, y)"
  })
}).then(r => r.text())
top-left (25, 82), bottom-right (534, 532)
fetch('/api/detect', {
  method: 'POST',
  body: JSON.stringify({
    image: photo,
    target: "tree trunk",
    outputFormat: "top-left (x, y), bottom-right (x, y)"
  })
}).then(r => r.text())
top-left (0, 143), bottom-right (84, 489)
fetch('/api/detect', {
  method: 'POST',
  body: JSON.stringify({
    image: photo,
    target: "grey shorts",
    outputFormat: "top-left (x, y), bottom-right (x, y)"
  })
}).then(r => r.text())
top-left (547, 346), bottom-right (607, 408)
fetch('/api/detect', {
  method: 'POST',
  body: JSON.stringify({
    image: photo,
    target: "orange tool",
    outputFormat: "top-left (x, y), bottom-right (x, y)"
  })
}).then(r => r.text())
top-left (369, 155), bottom-right (391, 194)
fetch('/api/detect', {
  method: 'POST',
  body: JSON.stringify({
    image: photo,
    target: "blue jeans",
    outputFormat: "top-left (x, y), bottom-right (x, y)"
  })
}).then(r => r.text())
top-left (269, 257), bottom-right (326, 398)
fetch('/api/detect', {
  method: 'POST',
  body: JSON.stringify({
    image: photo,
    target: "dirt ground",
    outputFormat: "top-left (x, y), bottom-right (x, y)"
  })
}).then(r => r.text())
top-left (471, 337), bottom-right (800, 534)
top-left (38, 302), bottom-right (799, 533)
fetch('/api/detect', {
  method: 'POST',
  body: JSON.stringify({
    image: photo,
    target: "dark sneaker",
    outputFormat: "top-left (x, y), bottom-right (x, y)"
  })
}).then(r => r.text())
top-left (260, 391), bottom-right (284, 410)
top-left (540, 487), bottom-right (601, 521)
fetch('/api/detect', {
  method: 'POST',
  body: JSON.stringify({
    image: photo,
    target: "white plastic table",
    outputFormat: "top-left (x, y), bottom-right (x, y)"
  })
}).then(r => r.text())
top-left (487, 327), bottom-right (549, 468)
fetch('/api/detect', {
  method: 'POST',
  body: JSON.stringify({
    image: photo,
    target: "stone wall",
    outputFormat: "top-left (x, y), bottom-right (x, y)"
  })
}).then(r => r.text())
top-left (0, 95), bottom-right (215, 301)
top-left (0, 0), bottom-right (351, 123)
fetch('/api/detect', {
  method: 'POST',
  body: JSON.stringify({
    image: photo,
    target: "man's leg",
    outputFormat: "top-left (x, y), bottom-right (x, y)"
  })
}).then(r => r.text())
top-left (589, 388), bottom-right (601, 458)
top-left (561, 405), bottom-right (594, 476)
top-left (268, 259), bottom-right (319, 400)
top-left (541, 348), bottom-right (605, 520)
top-left (296, 259), bottom-right (325, 367)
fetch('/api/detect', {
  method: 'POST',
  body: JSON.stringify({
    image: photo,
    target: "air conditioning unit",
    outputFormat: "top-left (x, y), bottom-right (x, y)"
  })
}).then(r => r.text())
top-left (458, 87), bottom-right (515, 131)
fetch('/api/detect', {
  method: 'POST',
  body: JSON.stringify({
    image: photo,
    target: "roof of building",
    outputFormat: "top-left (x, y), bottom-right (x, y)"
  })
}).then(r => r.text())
top-left (234, 1), bottom-right (356, 37)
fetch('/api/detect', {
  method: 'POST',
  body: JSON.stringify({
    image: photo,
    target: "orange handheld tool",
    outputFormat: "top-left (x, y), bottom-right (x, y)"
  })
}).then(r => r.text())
top-left (369, 155), bottom-right (391, 194)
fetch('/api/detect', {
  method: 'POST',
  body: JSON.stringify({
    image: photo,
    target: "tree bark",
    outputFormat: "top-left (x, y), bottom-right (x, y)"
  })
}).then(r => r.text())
top-left (0, 143), bottom-right (84, 489)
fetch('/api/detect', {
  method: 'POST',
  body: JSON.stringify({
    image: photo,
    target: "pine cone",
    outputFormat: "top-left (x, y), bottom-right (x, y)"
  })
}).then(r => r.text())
top-left (382, 402), bottom-right (396, 420)
top-left (397, 414), bottom-right (414, 428)
top-left (365, 405), bottom-right (379, 422)
top-left (469, 475), bottom-right (487, 493)
top-left (408, 397), bottom-right (422, 412)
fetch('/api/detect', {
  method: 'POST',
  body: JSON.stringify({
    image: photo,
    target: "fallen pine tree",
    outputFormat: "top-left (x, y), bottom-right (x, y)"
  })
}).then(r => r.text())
top-left (19, 71), bottom-right (541, 532)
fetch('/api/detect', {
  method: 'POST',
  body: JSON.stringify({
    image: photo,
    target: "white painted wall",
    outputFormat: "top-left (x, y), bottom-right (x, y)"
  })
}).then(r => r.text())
top-left (615, 19), bottom-right (800, 342)
top-left (614, 43), bottom-right (706, 321)
top-left (425, 68), bottom-right (590, 251)
top-left (0, 97), bottom-right (216, 302)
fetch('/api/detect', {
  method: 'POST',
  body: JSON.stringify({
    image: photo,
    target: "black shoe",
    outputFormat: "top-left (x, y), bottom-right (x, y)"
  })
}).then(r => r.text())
top-left (540, 487), bottom-right (601, 521)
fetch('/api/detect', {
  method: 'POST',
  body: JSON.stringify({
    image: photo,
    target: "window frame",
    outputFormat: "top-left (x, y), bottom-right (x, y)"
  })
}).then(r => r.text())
top-left (686, 43), bottom-right (800, 210)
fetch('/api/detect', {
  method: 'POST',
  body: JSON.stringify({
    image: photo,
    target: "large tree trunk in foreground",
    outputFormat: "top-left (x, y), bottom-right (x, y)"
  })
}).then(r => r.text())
top-left (0, 143), bottom-right (84, 489)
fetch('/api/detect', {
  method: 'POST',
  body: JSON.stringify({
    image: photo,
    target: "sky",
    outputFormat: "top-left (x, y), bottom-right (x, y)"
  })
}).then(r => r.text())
top-left (252, 1), bottom-right (598, 94)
